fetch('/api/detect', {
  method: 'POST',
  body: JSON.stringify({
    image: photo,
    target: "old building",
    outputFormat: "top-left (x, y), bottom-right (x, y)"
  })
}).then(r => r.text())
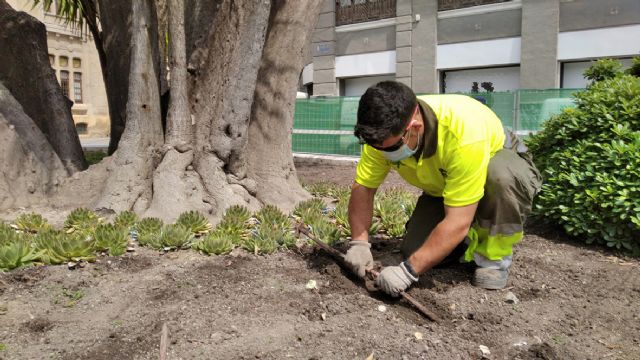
top-left (304, 0), bottom-right (640, 96)
top-left (7, 0), bottom-right (109, 138)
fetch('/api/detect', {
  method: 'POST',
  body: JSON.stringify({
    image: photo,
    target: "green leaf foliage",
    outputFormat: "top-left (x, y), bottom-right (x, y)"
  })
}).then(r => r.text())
top-left (0, 236), bottom-right (41, 271)
top-left (0, 223), bottom-right (19, 246)
top-left (64, 208), bottom-right (101, 235)
top-left (114, 211), bottom-right (138, 229)
top-left (159, 225), bottom-right (194, 251)
top-left (374, 188), bottom-right (417, 238)
top-left (527, 60), bottom-right (640, 255)
top-left (94, 224), bottom-right (129, 256)
top-left (192, 232), bottom-right (234, 255)
top-left (34, 229), bottom-right (95, 264)
top-left (136, 218), bottom-right (164, 249)
top-left (13, 213), bottom-right (51, 234)
top-left (583, 58), bottom-right (623, 84)
top-left (175, 211), bottom-right (212, 235)
top-left (243, 225), bottom-right (280, 255)
top-left (255, 205), bottom-right (290, 228)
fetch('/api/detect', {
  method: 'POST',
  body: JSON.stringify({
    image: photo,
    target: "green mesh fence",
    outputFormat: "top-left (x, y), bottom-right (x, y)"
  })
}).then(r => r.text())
top-left (292, 96), bottom-right (361, 156)
top-left (292, 89), bottom-right (585, 156)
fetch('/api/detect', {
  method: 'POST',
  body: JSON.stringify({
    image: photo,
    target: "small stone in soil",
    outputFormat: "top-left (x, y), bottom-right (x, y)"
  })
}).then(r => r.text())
top-left (504, 291), bottom-right (519, 304)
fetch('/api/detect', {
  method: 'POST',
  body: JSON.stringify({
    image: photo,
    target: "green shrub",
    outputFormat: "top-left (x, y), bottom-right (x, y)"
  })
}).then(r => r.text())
top-left (583, 58), bottom-right (623, 84)
top-left (527, 60), bottom-right (640, 254)
top-left (627, 57), bottom-right (640, 77)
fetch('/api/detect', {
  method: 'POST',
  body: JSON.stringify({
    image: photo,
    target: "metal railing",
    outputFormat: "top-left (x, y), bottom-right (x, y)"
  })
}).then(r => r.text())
top-left (438, 0), bottom-right (511, 12)
top-left (335, 0), bottom-right (396, 26)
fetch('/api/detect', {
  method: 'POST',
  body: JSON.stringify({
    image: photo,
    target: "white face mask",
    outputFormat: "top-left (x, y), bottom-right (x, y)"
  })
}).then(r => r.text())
top-left (382, 128), bottom-right (421, 162)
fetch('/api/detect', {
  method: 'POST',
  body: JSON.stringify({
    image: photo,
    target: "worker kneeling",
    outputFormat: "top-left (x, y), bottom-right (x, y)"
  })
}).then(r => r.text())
top-left (345, 81), bottom-right (542, 296)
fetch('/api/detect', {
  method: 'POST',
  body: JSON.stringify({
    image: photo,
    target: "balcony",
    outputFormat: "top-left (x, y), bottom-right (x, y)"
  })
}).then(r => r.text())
top-left (438, 0), bottom-right (512, 12)
top-left (335, 0), bottom-right (396, 27)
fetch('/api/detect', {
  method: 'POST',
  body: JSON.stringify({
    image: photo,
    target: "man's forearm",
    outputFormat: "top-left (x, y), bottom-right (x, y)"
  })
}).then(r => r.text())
top-left (407, 220), bottom-right (469, 274)
top-left (348, 184), bottom-right (376, 241)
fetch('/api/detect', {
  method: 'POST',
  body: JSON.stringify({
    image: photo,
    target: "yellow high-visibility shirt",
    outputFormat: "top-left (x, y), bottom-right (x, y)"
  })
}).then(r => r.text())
top-left (355, 94), bottom-right (505, 207)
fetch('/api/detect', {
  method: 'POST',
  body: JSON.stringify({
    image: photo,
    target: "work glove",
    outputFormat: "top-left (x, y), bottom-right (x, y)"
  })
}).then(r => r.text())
top-left (344, 240), bottom-right (374, 278)
top-left (376, 262), bottom-right (418, 297)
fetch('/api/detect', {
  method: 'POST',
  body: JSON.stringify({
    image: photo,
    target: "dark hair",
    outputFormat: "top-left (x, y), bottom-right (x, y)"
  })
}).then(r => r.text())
top-left (355, 81), bottom-right (417, 145)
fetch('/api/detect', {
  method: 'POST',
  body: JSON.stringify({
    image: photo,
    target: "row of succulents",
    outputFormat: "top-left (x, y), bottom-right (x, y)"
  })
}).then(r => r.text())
top-left (300, 182), bottom-right (418, 241)
top-left (0, 184), bottom-right (417, 272)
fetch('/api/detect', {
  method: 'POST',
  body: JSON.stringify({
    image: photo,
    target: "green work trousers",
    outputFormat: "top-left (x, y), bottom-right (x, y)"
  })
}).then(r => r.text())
top-left (400, 133), bottom-right (542, 269)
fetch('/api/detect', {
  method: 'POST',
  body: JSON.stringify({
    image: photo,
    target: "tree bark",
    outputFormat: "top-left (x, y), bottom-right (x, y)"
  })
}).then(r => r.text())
top-left (1, 0), bottom-right (322, 223)
top-left (165, 0), bottom-right (191, 147)
top-left (0, 0), bottom-right (86, 173)
top-left (247, 0), bottom-right (323, 210)
top-left (0, 83), bottom-right (67, 209)
top-left (93, 0), bottom-right (164, 213)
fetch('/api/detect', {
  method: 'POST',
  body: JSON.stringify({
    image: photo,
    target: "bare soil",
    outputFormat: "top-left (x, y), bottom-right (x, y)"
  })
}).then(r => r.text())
top-left (1, 163), bottom-right (639, 360)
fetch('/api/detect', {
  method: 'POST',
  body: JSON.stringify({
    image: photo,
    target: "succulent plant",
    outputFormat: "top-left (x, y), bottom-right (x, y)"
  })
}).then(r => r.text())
top-left (213, 205), bottom-right (252, 240)
top-left (293, 198), bottom-right (326, 218)
top-left (374, 189), bottom-right (417, 237)
top-left (368, 218), bottom-right (383, 235)
top-left (330, 185), bottom-right (351, 203)
top-left (243, 226), bottom-right (279, 255)
top-left (192, 232), bottom-right (234, 255)
top-left (175, 211), bottom-right (212, 235)
top-left (0, 223), bottom-right (19, 246)
top-left (137, 232), bottom-right (163, 250)
top-left (94, 224), bottom-right (129, 256)
top-left (0, 237), bottom-right (42, 271)
top-left (114, 211), bottom-right (139, 229)
top-left (332, 201), bottom-right (351, 238)
top-left (64, 208), bottom-right (102, 235)
top-left (136, 217), bottom-right (164, 235)
top-left (13, 213), bottom-right (51, 234)
top-left (159, 224), bottom-right (194, 250)
top-left (304, 182), bottom-right (335, 197)
top-left (311, 218), bottom-right (341, 246)
top-left (255, 205), bottom-right (290, 228)
top-left (222, 205), bottom-right (252, 224)
top-left (35, 229), bottom-right (95, 264)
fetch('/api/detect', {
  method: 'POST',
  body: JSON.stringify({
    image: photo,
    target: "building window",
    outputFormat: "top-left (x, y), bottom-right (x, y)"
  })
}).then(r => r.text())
top-left (60, 70), bottom-right (69, 97)
top-left (73, 72), bottom-right (83, 103)
top-left (59, 56), bottom-right (68, 67)
top-left (76, 122), bottom-right (88, 135)
top-left (438, 0), bottom-right (511, 11)
top-left (73, 58), bottom-right (81, 68)
top-left (335, 0), bottom-right (396, 26)
top-left (49, 54), bottom-right (55, 66)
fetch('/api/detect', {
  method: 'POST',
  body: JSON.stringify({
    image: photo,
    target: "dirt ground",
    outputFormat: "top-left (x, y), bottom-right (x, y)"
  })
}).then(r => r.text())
top-left (1, 163), bottom-right (639, 360)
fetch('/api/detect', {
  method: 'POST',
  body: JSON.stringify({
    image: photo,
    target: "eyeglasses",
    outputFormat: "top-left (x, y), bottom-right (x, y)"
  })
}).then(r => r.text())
top-left (366, 106), bottom-right (419, 152)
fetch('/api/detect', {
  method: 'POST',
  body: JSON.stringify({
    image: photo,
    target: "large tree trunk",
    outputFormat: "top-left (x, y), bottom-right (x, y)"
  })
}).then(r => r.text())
top-left (93, 0), bottom-right (164, 213)
top-left (96, 0), bottom-right (133, 155)
top-left (1, 0), bottom-right (322, 223)
top-left (247, 0), bottom-right (323, 209)
top-left (0, 0), bottom-right (86, 173)
top-left (0, 84), bottom-right (68, 209)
